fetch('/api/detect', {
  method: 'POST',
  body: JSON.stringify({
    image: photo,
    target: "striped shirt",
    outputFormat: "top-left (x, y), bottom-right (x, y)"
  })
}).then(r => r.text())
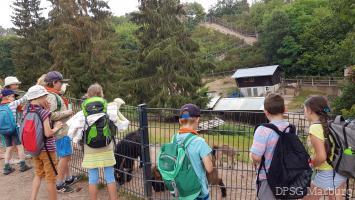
top-left (1, 96), bottom-right (27, 125)
top-left (250, 120), bottom-right (289, 180)
top-left (24, 104), bottom-right (56, 152)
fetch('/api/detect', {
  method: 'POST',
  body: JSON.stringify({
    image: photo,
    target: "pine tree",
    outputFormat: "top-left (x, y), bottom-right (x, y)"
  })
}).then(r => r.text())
top-left (48, 0), bottom-right (120, 99)
top-left (11, 0), bottom-right (51, 88)
top-left (119, 0), bottom-right (209, 108)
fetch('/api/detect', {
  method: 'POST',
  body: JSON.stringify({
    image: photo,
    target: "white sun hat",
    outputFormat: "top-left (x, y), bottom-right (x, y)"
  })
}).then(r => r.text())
top-left (27, 85), bottom-right (49, 100)
top-left (4, 76), bottom-right (21, 87)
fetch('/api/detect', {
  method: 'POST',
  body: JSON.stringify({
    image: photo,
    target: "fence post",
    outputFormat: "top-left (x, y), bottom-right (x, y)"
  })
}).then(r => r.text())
top-left (138, 104), bottom-right (152, 199)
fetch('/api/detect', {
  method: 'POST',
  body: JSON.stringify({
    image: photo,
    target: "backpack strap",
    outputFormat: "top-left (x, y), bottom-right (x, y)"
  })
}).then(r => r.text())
top-left (182, 134), bottom-right (196, 149)
top-left (50, 93), bottom-right (62, 111)
top-left (31, 109), bottom-right (58, 175)
top-left (171, 133), bottom-right (196, 148)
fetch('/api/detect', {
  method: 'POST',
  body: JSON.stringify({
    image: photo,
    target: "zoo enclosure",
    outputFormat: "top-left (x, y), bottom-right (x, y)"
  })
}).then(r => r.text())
top-left (67, 98), bottom-right (355, 200)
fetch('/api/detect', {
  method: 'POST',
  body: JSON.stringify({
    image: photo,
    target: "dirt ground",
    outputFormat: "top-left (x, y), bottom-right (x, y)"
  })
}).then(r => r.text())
top-left (0, 149), bottom-right (132, 200)
top-left (200, 22), bottom-right (257, 45)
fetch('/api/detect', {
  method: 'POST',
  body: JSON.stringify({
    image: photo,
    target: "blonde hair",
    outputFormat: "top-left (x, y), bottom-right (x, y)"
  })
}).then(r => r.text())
top-left (37, 74), bottom-right (47, 86)
top-left (86, 83), bottom-right (104, 98)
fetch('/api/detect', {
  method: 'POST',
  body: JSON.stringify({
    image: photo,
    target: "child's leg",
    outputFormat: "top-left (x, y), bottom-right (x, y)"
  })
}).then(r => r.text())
top-left (46, 182), bottom-right (57, 200)
top-left (328, 183), bottom-right (346, 200)
top-left (16, 144), bottom-right (32, 171)
top-left (30, 175), bottom-right (42, 200)
top-left (88, 168), bottom-right (99, 200)
top-left (104, 167), bottom-right (117, 200)
top-left (16, 144), bottom-right (26, 160)
top-left (4, 146), bottom-right (13, 164)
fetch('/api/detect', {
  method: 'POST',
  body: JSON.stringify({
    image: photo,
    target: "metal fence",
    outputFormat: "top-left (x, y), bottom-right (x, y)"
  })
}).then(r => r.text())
top-left (65, 98), bottom-right (355, 199)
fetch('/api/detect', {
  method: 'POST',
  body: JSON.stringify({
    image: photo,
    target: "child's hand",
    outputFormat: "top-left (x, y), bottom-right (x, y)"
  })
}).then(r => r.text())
top-left (54, 121), bottom-right (63, 130)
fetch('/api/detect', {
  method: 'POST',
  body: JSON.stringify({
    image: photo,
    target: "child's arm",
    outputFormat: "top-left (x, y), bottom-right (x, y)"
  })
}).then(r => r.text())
top-left (9, 94), bottom-right (28, 108)
top-left (309, 135), bottom-right (327, 167)
top-left (202, 155), bottom-right (214, 174)
top-left (43, 118), bottom-right (63, 137)
top-left (198, 139), bottom-right (214, 174)
top-left (250, 127), bottom-right (268, 168)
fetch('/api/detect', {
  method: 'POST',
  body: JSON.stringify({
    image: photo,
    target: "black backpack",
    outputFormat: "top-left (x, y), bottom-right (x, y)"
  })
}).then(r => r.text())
top-left (255, 123), bottom-right (312, 199)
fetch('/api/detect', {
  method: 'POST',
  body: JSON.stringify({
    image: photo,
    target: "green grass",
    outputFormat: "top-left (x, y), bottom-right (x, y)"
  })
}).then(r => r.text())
top-left (288, 89), bottom-right (327, 111)
top-left (147, 121), bottom-right (254, 163)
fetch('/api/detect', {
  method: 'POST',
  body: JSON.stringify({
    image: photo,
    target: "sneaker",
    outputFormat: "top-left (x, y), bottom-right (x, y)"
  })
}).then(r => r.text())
top-left (56, 184), bottom-right (74, 193)
top-left (19, 161), bottom-right (32, 172)
top-left (65, 175), bottom-right (82, 186)
top-left (3, 164), bottom-right (15, 175)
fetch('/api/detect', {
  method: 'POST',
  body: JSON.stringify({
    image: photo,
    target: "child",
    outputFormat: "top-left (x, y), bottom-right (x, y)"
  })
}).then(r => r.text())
top-left (44, 71), bottom-right (79, 193)
top-left (250, 93), bottom-right (290, 200)
top-left (175, 104), bottom-right (213, 200)
top-left (303, 96), bottom-right (347, 199)
top-left (3, 76), bottom-right (21, 91)
top-left (81, 83), bottom-right (117, 200)
top-left (1, 89), bottom-right (31, 174)
top-left (24, 85), bottom-right (63, 200)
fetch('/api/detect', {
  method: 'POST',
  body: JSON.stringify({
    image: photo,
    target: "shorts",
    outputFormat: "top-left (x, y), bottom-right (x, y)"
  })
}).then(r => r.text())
top-left (56, 136), bottom-right (73, 158)
top-left (88, 167), bottom-right (115, 185)
top-left (313, 170), bottom-right (347, 190)
top-left (257, 180), bottom-right (276, 200)
top-left (3, 133), bottom-right (21, 147)
top-left (33, 151), bottom-right (58, 183)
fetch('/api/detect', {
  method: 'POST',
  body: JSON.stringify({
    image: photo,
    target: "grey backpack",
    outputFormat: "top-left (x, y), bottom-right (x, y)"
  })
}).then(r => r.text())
top-left (328, 116), bottom-right (355, 178)
top-left (19, 107), bottom-right (58, 174)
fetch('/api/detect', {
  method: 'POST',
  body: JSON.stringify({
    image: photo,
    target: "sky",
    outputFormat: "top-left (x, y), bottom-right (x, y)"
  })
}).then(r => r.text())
top-left (0, 0), bottom-right (253, 28)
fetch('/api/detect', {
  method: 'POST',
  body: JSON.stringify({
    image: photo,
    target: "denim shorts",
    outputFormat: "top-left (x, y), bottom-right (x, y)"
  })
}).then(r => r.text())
top-left (56, 136), bottom-right (73, 158)
top-left (313, 170), bottom-right (347, 190)
top-left (88, 167), bottom-right (115, 185)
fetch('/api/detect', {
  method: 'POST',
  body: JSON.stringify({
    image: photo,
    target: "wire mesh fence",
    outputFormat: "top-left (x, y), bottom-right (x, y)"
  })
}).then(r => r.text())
top-left (1, 97), bottom-right (353, 199)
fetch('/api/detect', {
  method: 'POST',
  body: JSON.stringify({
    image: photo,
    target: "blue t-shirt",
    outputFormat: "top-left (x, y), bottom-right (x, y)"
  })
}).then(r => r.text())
top-left (175, 133), bottom-right (212, 198)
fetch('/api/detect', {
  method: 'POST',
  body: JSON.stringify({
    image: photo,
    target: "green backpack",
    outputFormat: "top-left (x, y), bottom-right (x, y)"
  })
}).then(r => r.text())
top-left (81, 97), bottom-right (112, 148)
top-left (157, 133), bottom-right (202, 200)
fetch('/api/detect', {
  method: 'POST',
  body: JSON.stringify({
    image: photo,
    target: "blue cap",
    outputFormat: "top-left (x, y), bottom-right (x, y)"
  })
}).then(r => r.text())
top-left (180, 104), bottom-right (201, 119)
top-left (1, 89), bottom-right (18, 97)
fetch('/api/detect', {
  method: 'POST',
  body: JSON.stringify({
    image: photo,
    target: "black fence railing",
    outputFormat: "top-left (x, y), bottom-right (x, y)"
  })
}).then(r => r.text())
top-left (1, 98), bottom-right (354, 199)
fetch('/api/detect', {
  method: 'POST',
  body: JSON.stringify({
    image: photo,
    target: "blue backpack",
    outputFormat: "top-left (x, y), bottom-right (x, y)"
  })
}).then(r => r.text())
top-left (0, 104), bottom-right (17, 136)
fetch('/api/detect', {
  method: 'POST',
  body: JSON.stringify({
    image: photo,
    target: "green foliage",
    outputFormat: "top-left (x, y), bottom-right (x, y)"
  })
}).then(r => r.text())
top-left (185, 2), bottom-right (205, 25)
top-left (209, 0), bottom-right (354, 77)
top-left (191, 26), bottom-right (266, 72)
top-left (118, 0), bottom-right (210, 108)
top-left (11, 0), bottom-right (51, 88)
top-left (341, 105), bottom-right (355, 119)
top-left (332, 82), bottom-right (355, 115)
top-left (48, 0), bottom-right (120, 100)
top-left (208, 0), bottom-right (249, 17)
top-left (0, 36), bottom-right (16, 77)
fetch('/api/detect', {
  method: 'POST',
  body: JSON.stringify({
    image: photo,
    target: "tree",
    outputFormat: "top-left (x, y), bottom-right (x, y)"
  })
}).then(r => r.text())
top-left (260, 9), bottom-right (290, 63)
top-left (48, 0), bottom-right (120, 99)
top-left (208, 0), bottom-right (249, 17)
top-left (119, 0), bottom-right (209, 108)
top-left (0, 36), bottom-right (16, 77)
top-left (11, 0), bottom-right (51, 88)
top-left (332, 82), bottom-right (355, 118)
top-left (184, 2), bottom-right (205, 25)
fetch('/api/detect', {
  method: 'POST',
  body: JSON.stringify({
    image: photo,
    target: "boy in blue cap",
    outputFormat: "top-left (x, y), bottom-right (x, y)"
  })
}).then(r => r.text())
top-left (175, 104), bottom-right (214, 200)
top-left (0, 89), bottom-right (31, 175)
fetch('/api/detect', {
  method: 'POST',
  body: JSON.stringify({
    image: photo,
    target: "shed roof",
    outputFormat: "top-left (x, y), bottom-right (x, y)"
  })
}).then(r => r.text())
top-left (206, 96), bottom-right (222, 109)
top-left (213, 97), bottom-right (265, 111)
top-left (231, 65), bottom-right (279, 79)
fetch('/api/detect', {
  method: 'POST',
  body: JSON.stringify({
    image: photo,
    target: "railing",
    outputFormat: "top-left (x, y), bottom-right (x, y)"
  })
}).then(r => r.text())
top-left (206, 17), bottom-right (258, 38)
top-left (2, 98), bottom-right (354, 199)
top-left (282, 76), bottom-right (343, 87)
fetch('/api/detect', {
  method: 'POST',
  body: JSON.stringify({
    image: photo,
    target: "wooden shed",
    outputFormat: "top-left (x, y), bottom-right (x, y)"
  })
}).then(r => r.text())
top-left (232, 65), bottom-right (281, 97)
